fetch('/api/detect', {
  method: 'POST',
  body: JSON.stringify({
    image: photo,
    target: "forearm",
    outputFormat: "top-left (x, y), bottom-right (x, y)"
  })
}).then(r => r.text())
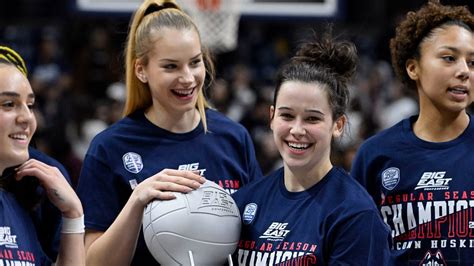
top-left (85, 197), bottom-right (145, 266)
top-left (56, 233), bottom-right (86, 266)
top-left (84, 168), bottom-right (204, 265)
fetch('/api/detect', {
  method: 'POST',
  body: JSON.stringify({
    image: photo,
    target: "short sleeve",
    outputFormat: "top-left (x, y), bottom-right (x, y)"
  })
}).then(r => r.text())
top-left (327, 210), bottom-right (393, 265)
top-left (242, 130), bottom-right (263, 185)
top-left (350, 145), bottom-right (381, 205)
top-left (77, 154), bottom-right (128, 231)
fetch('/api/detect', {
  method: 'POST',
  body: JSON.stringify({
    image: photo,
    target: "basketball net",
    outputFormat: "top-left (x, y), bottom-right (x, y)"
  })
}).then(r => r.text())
top-left (178, 0), bottom-right (241, 53)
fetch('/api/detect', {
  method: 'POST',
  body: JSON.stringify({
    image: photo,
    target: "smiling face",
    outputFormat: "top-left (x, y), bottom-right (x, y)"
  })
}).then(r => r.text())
top-left (406, 25), bottom-right (474, 115)
top-left (135, 27), bottom-right (205, 118)
top-left (0, 65), bottom-right (36, 173)
top-left (270, 81), bottom-right (344, 174)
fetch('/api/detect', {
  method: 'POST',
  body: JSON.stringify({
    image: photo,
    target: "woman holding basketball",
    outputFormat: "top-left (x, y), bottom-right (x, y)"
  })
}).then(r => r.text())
top-left (351, 1), bottom-right (474, 264)
top-left (231, 31), bottom-right (392, 265)
top-left (76, 0), bottom-right (262, 265)
top-left (0, 46), bottom-right (85, 265)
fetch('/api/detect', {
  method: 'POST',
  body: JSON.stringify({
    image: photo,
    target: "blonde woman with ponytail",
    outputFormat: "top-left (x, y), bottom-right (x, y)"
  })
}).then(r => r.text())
top-left (77, 0), bottom-right (262, 265)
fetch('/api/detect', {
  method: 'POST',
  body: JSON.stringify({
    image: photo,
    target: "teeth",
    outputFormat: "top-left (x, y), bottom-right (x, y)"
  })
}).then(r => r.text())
top-left (10, 134), bottom-right (27, 140)
top-left (450, 87), bottom-right (467, 93)
top-left (288, 142), bottom-right (309, 149)
top-left (173, 88), bottom-right (193, 95)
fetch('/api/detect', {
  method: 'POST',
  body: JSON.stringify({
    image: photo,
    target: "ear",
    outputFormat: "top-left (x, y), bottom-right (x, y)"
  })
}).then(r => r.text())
top-left (269, 105), bottom-right (275, 131)
top-left (135, 59), bottom-right (148, 83)
top-left (332, 115), bottom-right (346, 138)
top-left (405, 59), bottom-right (419, 81)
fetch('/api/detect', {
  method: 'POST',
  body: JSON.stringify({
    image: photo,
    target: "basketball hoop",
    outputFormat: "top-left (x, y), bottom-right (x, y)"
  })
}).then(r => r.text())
top-left (178, 0), bottom-right (241, 53)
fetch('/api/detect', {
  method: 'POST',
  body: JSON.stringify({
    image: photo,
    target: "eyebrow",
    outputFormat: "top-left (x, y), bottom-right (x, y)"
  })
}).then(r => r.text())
top-left (159, 53), bottom-right (203, 63)
top-left (277, 106), bottom-right (325, 115)
top-left (439, 46), bottom-right (474, 56)
top-left (0, 91), bottom-right (35, 99)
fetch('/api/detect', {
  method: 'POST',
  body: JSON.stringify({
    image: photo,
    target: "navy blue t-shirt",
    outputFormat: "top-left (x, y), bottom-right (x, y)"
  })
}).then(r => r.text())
top-left (352, 115), bottom-right (474, 265)
top-left (232, 167), bottom-right (392, 265)
top-left (0, 189), bottom-right (47, 265)
top-left (77, 109), bottom-right (262, 265)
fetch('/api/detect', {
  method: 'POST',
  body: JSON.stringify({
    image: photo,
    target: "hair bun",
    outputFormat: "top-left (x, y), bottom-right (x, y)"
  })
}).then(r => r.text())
top-left (294, 37), bottom-right (357, 83)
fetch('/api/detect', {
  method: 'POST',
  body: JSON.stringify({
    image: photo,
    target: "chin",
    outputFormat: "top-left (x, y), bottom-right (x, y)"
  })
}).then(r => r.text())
top-left (10, 151), bottom-right (29, 166)
top-left (177, 105), bottom-right (197, 113)
top-left (283, 157), bottom-right (311, 169)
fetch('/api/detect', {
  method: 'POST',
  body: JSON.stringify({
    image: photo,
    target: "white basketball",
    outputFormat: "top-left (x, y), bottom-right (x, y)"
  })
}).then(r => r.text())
top-left (142, 180), bottom-right (241, 265)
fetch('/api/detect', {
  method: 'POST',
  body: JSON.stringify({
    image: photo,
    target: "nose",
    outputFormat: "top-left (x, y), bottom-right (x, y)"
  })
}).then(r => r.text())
top-left (290, 120), bottom-right (306, 136)
top-left (456, 60), bottom-right (471, 81)
top-left (178, 66), bottom-right (194, 84)
top-left (16, 104), bottom-right (34, 126)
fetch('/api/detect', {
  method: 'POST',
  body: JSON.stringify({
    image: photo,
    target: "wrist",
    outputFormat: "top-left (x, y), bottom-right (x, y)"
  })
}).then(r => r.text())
top-left (61, 215), bottom-right (85, 234)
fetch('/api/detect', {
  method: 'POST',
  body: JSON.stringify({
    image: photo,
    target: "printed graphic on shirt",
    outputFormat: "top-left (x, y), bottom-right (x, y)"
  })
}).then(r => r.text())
top-left (0, 227), bottom-right (17, 248)
top-left (382, 167), bottom-right (400, 190)
top-left (122, 152), bottom-right (143, 174)
top-left (236, 222), bottom-right (318, 265)
top-left (243, 203), bottom-right (257, 225)
top-left (420, 250), bottom-right (446, 266)
top-left (178, 162), bottom-right (206, 176)
top-left (217, 179), bottom-right (241, 194)
top-left (177, 162), bottom-right (240, 194)
top-left (129, 179), bottom-right (138, 190)
top-left (0, 227), bottom-right (37, 265)
top-left (380, 187), bottom-right (474, 263)
top-left (178, 162), bottom-right (240, 194)
top-left (414, 171), bottom-right (452, 191)
top-left (380, 190), bottom-right (474, 244)
top-left (260, 222), bottom-right (291, 241)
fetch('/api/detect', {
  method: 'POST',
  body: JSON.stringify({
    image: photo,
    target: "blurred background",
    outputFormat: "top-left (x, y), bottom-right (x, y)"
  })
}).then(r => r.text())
top-left (2, 0), bottom-right (473, 185)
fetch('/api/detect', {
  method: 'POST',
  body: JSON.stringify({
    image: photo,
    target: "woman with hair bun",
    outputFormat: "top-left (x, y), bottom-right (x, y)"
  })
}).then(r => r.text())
top-left (231, 31), bottom-right (392, 265)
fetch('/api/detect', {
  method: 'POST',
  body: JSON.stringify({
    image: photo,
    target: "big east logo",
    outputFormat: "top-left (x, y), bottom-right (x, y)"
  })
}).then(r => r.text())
top-left (178, 162), bottom-right (206, 176)
top-left (415, 171), bottom-right (452, 191)
top-left (260, 222), bottom-right (291, 241)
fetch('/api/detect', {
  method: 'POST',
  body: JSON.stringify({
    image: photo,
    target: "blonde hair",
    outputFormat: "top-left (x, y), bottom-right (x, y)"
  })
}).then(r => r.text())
top-left (124, 0), bottom-right (215, 131)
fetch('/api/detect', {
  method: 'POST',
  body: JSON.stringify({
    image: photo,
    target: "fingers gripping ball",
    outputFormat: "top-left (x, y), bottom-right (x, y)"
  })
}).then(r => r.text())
top-left (143, 180), bottom-right (241, 265)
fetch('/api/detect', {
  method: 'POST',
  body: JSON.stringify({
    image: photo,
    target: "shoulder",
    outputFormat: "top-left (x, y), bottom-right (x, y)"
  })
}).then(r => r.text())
top-left (356, 117), bottom-right (410, 158)
top-left (362, 118), bottom-right (406, 147)
top-left (232, 168), bottom-right (281, 203)
top-left (86, 114), bottom-right (143, 151)
top-left (324, 168), bottom-right (379, 212)
top-left (90, 115), bottom-right (133, 141)
top-left (467, 114), bottom-right (474, 136)
top-left (28, 147), bottom-right (62, 167)
top-left (28, 147), bottom-right (70, 180)
top-left (206, 109), bottom-right (249, 134)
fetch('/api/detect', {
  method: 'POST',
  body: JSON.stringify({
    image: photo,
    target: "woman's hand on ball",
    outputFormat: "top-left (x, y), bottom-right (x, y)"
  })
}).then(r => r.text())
top-left (131, 169), bottom-right (205, 206)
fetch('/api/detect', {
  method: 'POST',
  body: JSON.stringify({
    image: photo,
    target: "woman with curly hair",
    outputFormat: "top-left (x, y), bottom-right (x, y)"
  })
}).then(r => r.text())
top-left (351, 0), bottom-right (474, 264)
top-left (231, 29), bottom-right (392, 265)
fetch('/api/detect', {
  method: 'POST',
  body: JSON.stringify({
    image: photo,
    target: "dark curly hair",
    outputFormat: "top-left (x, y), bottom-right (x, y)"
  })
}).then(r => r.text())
top-left (390, 0), bottom-right (474, 91)
top-left (273, 30), bottom-right (358, 120)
